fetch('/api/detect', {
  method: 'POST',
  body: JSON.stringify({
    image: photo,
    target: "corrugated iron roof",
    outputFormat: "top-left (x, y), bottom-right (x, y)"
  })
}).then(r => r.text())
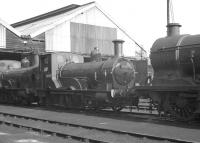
top-left (11, 2), bottom-right (96, 38)
top-left (11, 2), bottom-right (95, 28)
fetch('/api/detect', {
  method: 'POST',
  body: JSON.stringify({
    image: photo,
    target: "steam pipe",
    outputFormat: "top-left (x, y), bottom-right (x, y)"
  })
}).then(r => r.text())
top-left (1, 55), bottom-right (39, 76)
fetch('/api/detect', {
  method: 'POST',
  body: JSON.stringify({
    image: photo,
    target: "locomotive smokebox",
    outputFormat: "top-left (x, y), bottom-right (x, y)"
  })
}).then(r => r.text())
top-left (167, 23), bottom-right (181, 37)
top-left (112, 39), bottom-right (124, 57)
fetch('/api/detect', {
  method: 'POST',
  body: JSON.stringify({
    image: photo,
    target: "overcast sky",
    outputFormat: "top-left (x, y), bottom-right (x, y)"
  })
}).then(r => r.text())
top-left (0, 0), bottom-right (200, 54)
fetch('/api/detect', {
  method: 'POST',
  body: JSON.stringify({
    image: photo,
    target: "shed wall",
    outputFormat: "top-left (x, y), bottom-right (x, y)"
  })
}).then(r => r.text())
top-left (45, 22), bottom-right (70, 52)
top-left (70, 22), bottom-right (116, 55)
top-left (0, 24), bottom-right (6, 48)
top-left (6, 29), bottom-right (45, 51)
top-left (6, 29), bottom-right (23, 49)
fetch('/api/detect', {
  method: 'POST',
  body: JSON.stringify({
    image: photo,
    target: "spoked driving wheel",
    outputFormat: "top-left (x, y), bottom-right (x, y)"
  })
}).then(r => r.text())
top-left (111, 97), bottom-right (124, 112)
top-left (112, 105), bottom-right (124, 112)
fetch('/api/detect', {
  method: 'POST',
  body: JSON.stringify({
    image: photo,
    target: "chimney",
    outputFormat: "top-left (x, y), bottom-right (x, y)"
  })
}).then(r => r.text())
top-left (112, 39), bottom-right (124, 57)
top-left (167, 23), bottom-right (181, 37)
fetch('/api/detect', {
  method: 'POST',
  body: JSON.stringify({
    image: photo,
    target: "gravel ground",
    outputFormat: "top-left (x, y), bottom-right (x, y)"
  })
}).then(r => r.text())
top-left (0, 124), bottom-right (81, 143)
top-left (0, 115), bottom-right (163, 143)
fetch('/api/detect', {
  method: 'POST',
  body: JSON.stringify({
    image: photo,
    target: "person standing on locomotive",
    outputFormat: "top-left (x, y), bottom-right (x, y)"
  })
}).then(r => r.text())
top-left (90, 47), bottom-right (101, 62)
top-left (21, 57), bottom-right (30, 68)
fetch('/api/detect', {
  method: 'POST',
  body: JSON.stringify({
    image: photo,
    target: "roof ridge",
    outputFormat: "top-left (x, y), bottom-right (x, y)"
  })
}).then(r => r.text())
top-left (0, 17), bottom-right (21, 37)
top-left (11, 2), bottom-right (96, 28)
top-left (81, 1), bottom-right (95, 7)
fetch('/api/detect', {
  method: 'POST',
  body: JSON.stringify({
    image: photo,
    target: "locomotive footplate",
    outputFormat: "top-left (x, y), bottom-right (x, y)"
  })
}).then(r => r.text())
top-left (134, 86), bottom-right (200, 121)
top-left (38, 88), bottom-right (115, 110)
top-left (134, 85), bottom-right (200, 92)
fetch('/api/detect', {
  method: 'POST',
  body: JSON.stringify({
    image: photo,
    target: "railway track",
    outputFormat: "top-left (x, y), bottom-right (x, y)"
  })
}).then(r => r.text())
top-left (1, 103), bottom-right (198, 128)
top-left (0, 103), bottom-right (189, 125)
top-left (0, 99), bottom-right (159, 121)
top-left (0, 111), bottom-right (195, 143)
top-left (42, 105), bottom-right (180, 123)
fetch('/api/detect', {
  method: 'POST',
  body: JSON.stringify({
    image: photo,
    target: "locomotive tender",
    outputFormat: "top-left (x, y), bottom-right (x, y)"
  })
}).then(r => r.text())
top-left (0, 40), bottom-right (138, 111)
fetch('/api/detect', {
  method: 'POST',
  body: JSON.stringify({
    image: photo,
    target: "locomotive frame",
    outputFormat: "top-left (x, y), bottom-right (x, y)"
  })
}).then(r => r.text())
top-left (38, 51), bottom-right (137, 111)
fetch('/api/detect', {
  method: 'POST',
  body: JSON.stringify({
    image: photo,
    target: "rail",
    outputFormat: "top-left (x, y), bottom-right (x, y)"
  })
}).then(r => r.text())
top-left (0, 111), bottom-right (194, 143)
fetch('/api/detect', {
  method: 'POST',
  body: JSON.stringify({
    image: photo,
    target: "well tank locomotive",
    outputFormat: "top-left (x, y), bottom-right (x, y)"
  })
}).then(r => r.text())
top-left (57, 40), bottom-right (136, 110)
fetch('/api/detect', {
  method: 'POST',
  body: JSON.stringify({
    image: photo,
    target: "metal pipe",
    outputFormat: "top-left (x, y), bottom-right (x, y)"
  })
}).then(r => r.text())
top-left (167, 0), bottom-right (170, 25)
top-left (2, 55), bottom-right (39, 75)
top-left (112, 40), bottom-right (124, 57)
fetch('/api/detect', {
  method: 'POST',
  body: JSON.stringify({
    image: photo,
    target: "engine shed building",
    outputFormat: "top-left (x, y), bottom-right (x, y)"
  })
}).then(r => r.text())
top-left (0, 2), bottom-right (148, 85)
top-left (11, 2), bottom-right (135, 60)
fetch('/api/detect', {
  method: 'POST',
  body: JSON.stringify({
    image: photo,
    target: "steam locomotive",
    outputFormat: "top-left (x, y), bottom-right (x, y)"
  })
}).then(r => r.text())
top-left (135, 23), bottom-right (200, 121)
top-left (0, 40), bottom-right (140, 111)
